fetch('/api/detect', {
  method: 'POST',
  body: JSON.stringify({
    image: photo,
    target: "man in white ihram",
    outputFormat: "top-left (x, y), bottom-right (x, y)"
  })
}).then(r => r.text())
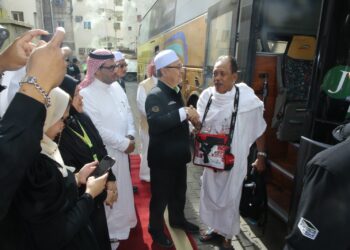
top-left (79, 49), bottom-right (137, 249)
top-left (136, 60), bottom-right (157, 182)
top-left (197, 55), bottom-right (266, 250)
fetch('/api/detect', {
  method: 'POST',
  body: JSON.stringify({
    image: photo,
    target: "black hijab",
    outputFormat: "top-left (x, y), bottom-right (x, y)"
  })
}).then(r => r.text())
top-left (60, 75), bottom-right (78, 99)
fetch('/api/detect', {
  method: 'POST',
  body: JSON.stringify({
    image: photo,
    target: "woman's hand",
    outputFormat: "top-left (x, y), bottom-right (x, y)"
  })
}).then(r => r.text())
top-left (76, 161), bottom-right (98, 186)
top-left (0, 29), bottom-right (48, 73)
top-left (85, 173), bottom-right (108, 198)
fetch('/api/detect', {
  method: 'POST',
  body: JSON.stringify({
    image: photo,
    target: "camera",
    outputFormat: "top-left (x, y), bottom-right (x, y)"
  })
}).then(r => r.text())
top-left (0, 25), bottom-right (9, 49)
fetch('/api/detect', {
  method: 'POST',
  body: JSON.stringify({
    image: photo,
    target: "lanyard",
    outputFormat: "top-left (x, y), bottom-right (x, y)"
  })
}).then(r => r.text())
top-left (199, 86), bottom-right (240, 146)
top-left (68, 120), bottom-right (98, 161)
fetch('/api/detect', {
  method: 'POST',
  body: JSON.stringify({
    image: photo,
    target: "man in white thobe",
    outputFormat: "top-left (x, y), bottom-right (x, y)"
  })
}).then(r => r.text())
top-left (196, 55), bottom-right (266, 250)
top-left (113, 51), bottom-right (128, 92)
top-left (136, 61), bottom-right (157, 182)
top-left (113, 50), bottom-right (139, 193)
top-left (0, 67), bottom-right (25, 117)
top-left (79, 49), bottom-right (137, 249)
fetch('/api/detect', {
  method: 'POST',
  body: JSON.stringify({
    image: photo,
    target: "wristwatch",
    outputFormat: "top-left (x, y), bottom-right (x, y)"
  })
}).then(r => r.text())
top-left (257, 152), bottom-right (267, 158)
top-left (126, 135), bottom-right (135, 140)
top-left (21, 76), bottom-right (37, 84)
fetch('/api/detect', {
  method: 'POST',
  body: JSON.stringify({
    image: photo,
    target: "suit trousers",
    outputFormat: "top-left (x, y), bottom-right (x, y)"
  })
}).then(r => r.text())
top-left (149, 164), bottom-right (187, 234)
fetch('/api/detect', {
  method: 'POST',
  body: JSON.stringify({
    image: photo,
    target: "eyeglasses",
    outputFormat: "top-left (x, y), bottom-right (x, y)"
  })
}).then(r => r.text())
top-left (165, 64), bottom-right (184, 70)
top-left (100, 64), bottom-right (118, 72)
top-left (116, 63), bottom-right (128, 68)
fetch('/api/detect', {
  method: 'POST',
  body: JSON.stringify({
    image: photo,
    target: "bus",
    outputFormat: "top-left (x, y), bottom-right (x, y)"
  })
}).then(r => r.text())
top-left (137, 0), bottom-right (350, 224)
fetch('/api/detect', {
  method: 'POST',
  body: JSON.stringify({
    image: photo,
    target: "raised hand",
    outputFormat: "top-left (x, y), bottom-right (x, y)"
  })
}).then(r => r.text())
top-left (25, 27), bottom-right (71, 92)
top-left (0, 29), bottom-right (48, 73)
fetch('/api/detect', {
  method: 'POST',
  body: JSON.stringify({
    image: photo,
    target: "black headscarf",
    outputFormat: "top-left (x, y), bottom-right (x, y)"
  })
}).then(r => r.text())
top-left (60, 75), bottom-right (80, 117)
top-left (60, 75), bottom-right (78, 99)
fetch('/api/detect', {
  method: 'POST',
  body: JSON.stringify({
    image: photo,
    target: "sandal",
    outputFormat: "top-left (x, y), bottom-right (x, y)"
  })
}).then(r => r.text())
top-left (199, 230), bottom-right (224, 242)
top-left (220, 239), bottom-right (234, 250)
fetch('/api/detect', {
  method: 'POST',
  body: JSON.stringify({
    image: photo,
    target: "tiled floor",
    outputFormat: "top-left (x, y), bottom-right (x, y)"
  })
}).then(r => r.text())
top-left (185, 164), bottom-right (270, 250)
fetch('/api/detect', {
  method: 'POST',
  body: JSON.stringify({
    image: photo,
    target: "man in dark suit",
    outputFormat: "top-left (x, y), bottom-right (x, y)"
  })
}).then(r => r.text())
top-left (146, 49), bottom-right (199, 248)
top-left (285, 123), bottom-right (350, 250)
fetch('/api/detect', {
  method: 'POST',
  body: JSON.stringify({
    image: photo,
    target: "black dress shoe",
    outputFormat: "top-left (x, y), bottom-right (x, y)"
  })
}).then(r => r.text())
top-left (152, 233), bottom-right (174, 248)
top-left (170, 220), bottom-right (199, 234)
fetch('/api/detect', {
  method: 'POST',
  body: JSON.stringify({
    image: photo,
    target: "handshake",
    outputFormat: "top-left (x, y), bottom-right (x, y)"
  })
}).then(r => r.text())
top-left (185, 105), bottom-right (201, 129)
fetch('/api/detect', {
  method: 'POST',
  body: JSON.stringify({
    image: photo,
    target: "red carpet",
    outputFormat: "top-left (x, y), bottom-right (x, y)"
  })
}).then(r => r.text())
top-left (118, 154), bottom-right (198, 250)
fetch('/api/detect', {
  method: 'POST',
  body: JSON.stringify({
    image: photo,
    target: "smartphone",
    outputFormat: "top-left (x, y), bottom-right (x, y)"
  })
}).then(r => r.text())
top-left (93, 155), bottom-right (115, 177)
top-left (0, 25), bottom-right (9, 49)
top-left (40, 33), bottom-right (53, 43)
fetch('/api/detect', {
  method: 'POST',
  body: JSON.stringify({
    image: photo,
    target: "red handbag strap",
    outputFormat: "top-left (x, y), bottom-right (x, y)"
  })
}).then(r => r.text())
top-left (199, 86), bottom-right (240, 146)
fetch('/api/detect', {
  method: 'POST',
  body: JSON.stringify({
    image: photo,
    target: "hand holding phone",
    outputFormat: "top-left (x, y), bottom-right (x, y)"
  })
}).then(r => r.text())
top-left (92, 155), bottom-right (116, 177)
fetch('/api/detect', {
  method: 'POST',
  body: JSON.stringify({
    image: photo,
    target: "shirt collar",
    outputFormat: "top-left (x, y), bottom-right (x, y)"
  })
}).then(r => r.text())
top-left (173, 86), bottom-right (180, 93)
top-left (93, 78), bottom-right (113, 89)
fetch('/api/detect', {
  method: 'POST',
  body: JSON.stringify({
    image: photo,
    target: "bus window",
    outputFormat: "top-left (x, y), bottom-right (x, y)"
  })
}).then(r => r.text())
top-left (205, 11), bottom-right (233, 67)
top-left (204, 0), bottom-right (239, 86)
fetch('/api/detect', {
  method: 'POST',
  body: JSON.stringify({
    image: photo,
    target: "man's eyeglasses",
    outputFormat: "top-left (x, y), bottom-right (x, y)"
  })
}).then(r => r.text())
top-left (116, 63), bottom-right (128, 69)
top-left (165, 65), bottom-right (184, 70)
top-left (100, 64), bottom-right (118, 72)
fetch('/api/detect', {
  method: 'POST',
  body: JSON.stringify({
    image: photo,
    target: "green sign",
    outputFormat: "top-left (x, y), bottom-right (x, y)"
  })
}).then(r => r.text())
top-left (321, 65), bottom-right (350, 99)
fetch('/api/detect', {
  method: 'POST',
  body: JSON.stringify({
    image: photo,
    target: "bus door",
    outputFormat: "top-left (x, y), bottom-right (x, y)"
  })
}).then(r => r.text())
top-left (203, 0), bottom-right (240, 87)
top-left (310, 0), bottom-right (350, 143)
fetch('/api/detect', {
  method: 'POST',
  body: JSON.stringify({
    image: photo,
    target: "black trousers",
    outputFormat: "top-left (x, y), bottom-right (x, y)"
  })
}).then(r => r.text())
top-left (149, 165), bottom-right (187, 234)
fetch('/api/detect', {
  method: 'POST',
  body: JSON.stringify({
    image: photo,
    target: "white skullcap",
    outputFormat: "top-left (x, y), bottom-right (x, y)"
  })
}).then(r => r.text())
top-left (113, 51), bottom-right (124, 61)
top-left (154, 49), bottom-right (179, 70)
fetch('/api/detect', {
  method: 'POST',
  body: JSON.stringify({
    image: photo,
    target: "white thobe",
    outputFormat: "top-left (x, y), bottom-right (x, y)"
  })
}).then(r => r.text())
top-left (198, 83), bottom-right (266, 238)
top-left (136, 76), bottom-right (157, 182)
top-left (80, 79), bottom-right (137, 240)
top-left (0, 67), bottom-right (25, 117)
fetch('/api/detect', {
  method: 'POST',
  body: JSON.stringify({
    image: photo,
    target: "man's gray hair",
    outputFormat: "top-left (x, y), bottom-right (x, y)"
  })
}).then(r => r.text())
top-left (156, 69), bottom-right (163, 78)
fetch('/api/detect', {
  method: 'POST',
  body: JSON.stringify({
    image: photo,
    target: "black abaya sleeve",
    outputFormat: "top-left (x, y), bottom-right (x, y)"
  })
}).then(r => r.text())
top-left (0, 93), bottom-right (45, 220)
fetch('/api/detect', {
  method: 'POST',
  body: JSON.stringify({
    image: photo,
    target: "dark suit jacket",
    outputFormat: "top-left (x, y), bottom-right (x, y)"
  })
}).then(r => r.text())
top-left (145, 80), bottom-right (191, 168)
top-left (285, 138), bottom-right (350, 250)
